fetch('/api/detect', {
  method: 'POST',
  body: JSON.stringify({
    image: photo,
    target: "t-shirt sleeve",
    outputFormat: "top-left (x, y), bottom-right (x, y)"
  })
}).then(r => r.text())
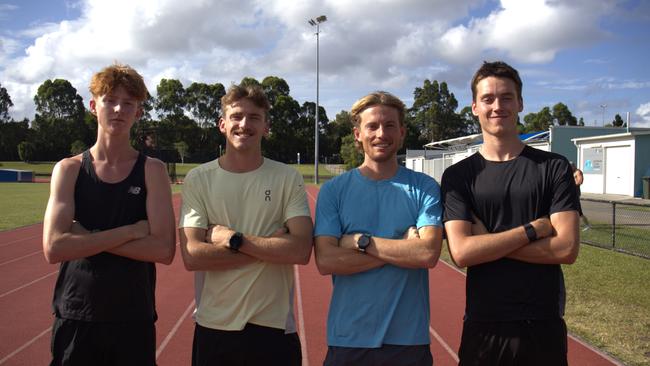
top-left (313, 182), bottom-right (341, 238)
top-left (417, 177), bottom-right (443, 228)
top-left (284, 170), bottom-right (311, 222)
top-left (550, 157), bottom-right (580, 214)
top-left (441, 166), bottom-right (472, 223)
top-left (178, 170), bottom-right (209, 229)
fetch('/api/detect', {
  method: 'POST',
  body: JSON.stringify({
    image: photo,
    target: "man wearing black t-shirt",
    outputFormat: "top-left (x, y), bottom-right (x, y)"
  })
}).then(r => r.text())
top-left (441, 61), bottom-right (580, 366)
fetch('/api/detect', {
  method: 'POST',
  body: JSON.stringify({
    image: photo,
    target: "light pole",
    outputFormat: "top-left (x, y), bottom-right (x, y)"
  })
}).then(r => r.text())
top-left (600, 104), bottom-right (607, 126)
top-left (309, 15), bottom-right (327, 184)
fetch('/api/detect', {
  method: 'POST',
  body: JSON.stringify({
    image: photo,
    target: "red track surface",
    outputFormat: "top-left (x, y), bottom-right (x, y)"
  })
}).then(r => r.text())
top-left (0, 186), bottom-right (623, 365)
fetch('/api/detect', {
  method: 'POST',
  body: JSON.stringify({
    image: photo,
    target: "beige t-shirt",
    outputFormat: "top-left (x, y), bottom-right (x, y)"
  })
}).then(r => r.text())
top-left (179, 158), bottom-right (310, 332)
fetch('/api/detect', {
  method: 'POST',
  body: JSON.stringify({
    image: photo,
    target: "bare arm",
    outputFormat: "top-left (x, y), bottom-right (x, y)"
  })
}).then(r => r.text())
top-left (179, 226), bottom-right (258, 271)
top-left (106, 159), bottom-right (176, 264)
top-left (42, 158), bottom-right (148, 263)
top-left (339, 226), bottom-right (443, 269)
top-left (237, 216), bottom-right (313, 265)
top-left (314, 235), bottom-right (386, 275)
top-left (444, 217), bottom-right (552, 268)
top-left (506, 210), bottom-right (580, 264)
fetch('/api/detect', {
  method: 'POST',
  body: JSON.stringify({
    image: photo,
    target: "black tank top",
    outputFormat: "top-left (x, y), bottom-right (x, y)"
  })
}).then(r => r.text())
top-left (52, 150), bottom-right (157, 322)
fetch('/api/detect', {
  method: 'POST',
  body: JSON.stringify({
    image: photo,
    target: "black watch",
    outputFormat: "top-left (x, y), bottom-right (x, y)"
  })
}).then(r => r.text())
top-left (228, 232), bottom-right (244, 252)
top-left (523, 223), bottom-right (537, 243)
top-left (357, 234), bottom-right (371, 253)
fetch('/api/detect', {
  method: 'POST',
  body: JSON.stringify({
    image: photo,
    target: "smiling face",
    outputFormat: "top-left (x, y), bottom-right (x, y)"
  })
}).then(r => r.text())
top-left (354, 104), bottom-right (405, 163)
top-left (472, 76), bottom-right (523, 139)
top-left (90, 85), bottom-right (142, 137)
top-left (219, 98), bottom-right (269, 153)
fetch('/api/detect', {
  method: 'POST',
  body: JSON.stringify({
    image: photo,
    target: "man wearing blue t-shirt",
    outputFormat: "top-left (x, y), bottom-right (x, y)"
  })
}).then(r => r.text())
top-left (314, 91), bottom-right (443, 366)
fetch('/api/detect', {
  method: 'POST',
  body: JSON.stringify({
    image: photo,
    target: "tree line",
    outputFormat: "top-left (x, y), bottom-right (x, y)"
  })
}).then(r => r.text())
top-left (0, 77), bottom-right (624, 169)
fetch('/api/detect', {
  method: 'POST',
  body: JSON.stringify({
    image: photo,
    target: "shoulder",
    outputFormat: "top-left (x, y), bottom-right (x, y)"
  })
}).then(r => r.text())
top-left (53, 155), bottom-right (82, 179)
top-left (441, 153), bottom-right (479, 182)
top-left (263, 158), bottom-right (300, 175)
top-left (185, 159), bottom-right (220, 181)
top-left (144, 156), bottom-right (167, 173)
top-left (521, 146), bottom-right (570, 170)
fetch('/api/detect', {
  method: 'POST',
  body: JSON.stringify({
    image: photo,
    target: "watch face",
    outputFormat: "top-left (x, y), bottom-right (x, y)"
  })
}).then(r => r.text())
top-left (229, 232), bottom-right (243, 251)
top-left (357, 234), bottom-right (370, 250)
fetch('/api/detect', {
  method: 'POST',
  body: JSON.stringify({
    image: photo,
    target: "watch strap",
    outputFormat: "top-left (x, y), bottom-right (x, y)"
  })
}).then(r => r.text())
top-left (524, 223), bottom-right (537, 243)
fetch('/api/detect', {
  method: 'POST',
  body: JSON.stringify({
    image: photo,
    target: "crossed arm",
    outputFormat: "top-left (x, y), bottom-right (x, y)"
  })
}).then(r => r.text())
top-left (444, 210), bottom-right (579, 268)
top-left (314, 225), bottom-right (443, 276)
top-left (179, 216), bottom-right (313, 271)
top-left (42, 158), bottom-right (176, 264)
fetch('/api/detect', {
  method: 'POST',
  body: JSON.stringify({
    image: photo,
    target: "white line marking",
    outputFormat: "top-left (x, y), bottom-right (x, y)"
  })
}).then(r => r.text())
top-left (0, 250), bottom-right (42, 267)
top-left (0, 234), bottom-right (42, 248)
top-left (429, 325), bottom-right (459, 363)
top-left (0, 270), bottom-right (58, 299)
top-left (156, 300), bottom-right (195, 359)
top-left (0, 326), bottom-right (51, 365)
top-left (567, 333), bottom-right (625, 365)
top-left (294, 265), bottom-right (309, 366)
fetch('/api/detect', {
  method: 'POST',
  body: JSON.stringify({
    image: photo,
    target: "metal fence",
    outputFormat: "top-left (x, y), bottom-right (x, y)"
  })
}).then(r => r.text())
top-left (580, 198), bottom-right (650, 259)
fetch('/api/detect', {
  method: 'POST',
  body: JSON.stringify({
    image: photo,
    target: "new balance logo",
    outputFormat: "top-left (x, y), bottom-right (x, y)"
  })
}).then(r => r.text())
top-left (128, 186), bottom-right (142, 195)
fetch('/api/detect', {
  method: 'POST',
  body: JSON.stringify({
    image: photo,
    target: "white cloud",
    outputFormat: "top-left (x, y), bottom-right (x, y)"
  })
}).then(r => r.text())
top-left (636, 102), bottom-right (650, 124)
top-left (0, 0), bottom-right (627, 121)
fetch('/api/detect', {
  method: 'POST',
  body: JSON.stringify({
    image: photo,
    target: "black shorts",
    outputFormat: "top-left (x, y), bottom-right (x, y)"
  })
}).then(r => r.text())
top-left (50, 317), bottom-right (156, 366)
top-left (458, 318), bottom-right (568, 366)
top-left (324, 344), bottom-right (432, 366)
top-left (192, 322), bottom-right (301, 366)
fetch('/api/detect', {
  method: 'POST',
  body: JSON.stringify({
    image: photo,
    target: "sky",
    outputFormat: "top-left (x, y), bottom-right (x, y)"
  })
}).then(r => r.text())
top-left (1, 0), bottom-right (650, 129)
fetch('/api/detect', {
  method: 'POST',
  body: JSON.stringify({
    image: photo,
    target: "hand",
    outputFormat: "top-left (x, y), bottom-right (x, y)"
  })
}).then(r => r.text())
top-left (531, 217), bottom-right (553, 239)
top-left (403, 226), bottom-right (420, 239)
top-left (271, 226), bottom-right (288, 237)
top-left (339, 234), bottom-right (357, 250)
top-left (206, 225), bottom-right (234, 246)
top-left (471, 213), bottom-right (489, 235)
top-left (131, 220), bottom-right (150, 240)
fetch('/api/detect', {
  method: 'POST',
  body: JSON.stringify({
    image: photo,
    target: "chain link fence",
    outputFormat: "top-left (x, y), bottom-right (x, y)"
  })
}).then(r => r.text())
top-left (580, 198), bottom-right (650, 259)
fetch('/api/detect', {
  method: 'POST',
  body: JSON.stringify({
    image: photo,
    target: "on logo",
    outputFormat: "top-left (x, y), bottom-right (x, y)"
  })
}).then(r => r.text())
top-left (265, 190), bottom-right (271, 202)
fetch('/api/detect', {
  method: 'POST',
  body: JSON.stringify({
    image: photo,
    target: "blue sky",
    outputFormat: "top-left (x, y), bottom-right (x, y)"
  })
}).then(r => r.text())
top-left (1, 0), bottom-right (649, 129)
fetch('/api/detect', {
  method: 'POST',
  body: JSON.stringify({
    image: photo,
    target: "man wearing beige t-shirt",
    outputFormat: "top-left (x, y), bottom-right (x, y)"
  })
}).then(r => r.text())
top-left (179, 83), bottom-right (313, 366)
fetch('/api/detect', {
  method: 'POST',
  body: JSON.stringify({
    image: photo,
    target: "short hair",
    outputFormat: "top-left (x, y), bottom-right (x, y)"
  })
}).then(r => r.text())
top-left (89, 63), bottom-right (148, 102)
top-left (350, 91), bottom-right (406, 128)
top-left (221, 84), bottom-right (271, 118)
top-left (470, 61), bottom-right (523, 102)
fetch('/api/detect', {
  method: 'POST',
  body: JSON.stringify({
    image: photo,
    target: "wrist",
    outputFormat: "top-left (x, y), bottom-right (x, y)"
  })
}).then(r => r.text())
top-left (228, 231), bottom-right (244, 252)
top-left (523, 222), bottom-right (537, 243)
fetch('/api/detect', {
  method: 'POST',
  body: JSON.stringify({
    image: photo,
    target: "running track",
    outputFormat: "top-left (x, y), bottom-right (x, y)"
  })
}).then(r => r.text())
top-left (0, 185), bottom-right (623, 365)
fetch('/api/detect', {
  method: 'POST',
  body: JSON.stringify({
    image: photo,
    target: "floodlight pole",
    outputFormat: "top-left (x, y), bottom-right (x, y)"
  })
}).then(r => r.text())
top-left (309, 15), bottom-right (327, 184)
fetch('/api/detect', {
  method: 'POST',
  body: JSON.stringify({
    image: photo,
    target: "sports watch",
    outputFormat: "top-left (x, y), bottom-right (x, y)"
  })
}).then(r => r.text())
top-left (356, 234), bottom-right (371, 253)
top-left (228, 231), bottom-right (244, 252)
top-left (523, 223), bottom-right (537, 243)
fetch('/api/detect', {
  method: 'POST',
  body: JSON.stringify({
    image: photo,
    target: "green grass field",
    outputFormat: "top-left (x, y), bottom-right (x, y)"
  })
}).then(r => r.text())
top-left (0, 161), bottom-right (56, 176)
top-left (2, 178), bottom-right (649, 365)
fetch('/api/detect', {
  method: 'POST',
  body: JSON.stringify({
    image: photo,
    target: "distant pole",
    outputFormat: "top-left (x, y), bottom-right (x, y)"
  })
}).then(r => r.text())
top-left (600, 104), bottom-right (607, 126)
top-left (309, 15), bottom-right (327, 184)
top-left (626, 111), bottom-right (630, 133)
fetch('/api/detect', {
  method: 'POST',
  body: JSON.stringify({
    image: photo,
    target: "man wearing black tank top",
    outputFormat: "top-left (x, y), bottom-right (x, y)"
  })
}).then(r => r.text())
top-left (43, 64), bottom-right (176, 366)
top-left (441, 61), bottom-right (580, 366)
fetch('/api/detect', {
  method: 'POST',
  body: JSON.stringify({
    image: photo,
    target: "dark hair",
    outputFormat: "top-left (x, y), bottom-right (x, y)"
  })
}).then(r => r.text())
top-left (471, 61), bottom-right (522, 102)
top-left (221, 84), bottom-right (271, 118)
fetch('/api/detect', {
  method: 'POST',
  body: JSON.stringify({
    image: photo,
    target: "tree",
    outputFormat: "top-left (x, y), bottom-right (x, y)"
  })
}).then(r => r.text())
top-left (410, 80), bottom-right (464, 143)
top-left (262, 76), bottom-right (290, 105)
top-left (34, 79), bottom-right (85, 121)
top-left (340, 133), bottom-right (363, 170)
top-left (0, 119), bottom-right (31, 160)
top-left (552, 102), bottom-right (577, 126)
top-left (70, 140), bottom-right (87, 156)
top-left (523, 107), bottom-right (553, 132)
top-left (578, 117), bottom-right (585, 126)
top-left (458, 106), bottom-right (481, 134)
top-left (17, 141), bottom-right (35, 162)
top-left (0, 83), bottom-right (13, 123)
top-left (186, 82), bottom-right (225, 127)
top-left (174, 141), bottom-right (189, 164)
top-left (155, 79), bottom-right (186, 119)
top-left (612, 114), bottom-right (625, 127)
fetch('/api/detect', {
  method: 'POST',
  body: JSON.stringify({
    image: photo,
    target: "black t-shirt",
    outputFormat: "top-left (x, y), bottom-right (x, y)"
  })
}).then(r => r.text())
top-left (441, 146), bottom-right (578, 321)
top-left (52, 150), bottom-right (157, 322)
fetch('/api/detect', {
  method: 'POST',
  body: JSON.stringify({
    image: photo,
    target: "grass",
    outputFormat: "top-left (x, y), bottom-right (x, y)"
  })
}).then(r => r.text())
top-left (0, 183), bottom-right (50, 231)
top-left (0, 161), bottom-right (56, 176)
top-left (581, 222), bottom-right (650, 258)
top-left (438, 241), bottom-right (650, 366)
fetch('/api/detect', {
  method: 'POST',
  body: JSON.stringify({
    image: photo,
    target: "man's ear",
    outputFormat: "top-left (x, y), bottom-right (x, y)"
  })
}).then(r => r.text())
top-left (89, 99), bottom-right (97, 116)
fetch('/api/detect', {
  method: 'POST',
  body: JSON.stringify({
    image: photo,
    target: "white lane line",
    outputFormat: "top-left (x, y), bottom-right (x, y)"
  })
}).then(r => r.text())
top-left (0, 234), bottom-right (42, 248)
top-left (156, 299), bottom-right (195, 359)
top-left (0, 270), bottom-right (58, 299)
top-left (294, 265), bottom-right (309, 366)
top-left (567, 333), bottom-right (625, 366)
top-left (0, 250), bottom-right (42, 267)
top-left (0, 326), bottom-right (52, 365)
top-left (429, 325), bottom-right (459, 363)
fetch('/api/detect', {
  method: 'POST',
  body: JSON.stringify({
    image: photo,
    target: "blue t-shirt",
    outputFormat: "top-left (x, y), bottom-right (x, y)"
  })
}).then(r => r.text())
top-left (314, 166), bottom-right (442, 348)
